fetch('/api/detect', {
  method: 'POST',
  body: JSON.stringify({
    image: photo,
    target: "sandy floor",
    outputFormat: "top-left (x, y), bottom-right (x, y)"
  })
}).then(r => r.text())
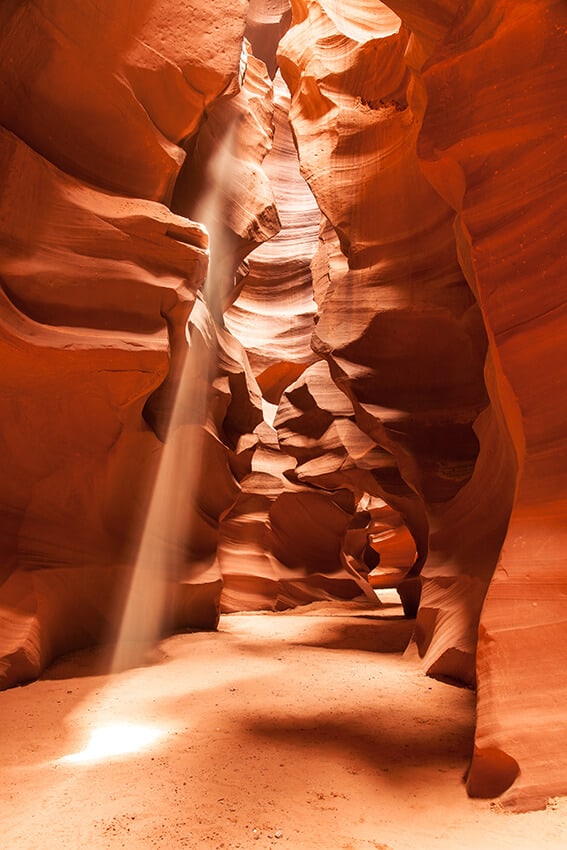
top-left (1, 598), bottom-right (566, 850)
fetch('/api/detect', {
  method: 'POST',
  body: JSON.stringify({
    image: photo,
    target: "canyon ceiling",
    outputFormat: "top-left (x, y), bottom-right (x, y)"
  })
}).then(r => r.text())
top-left (0, 0), bottom-right (566, 813)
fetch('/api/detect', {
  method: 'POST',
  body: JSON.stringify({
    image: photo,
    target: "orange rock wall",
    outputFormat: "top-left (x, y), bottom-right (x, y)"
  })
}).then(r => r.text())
top-left (0, 0), bottom-right (565, 814)
top-left (279, 0), bottom-right (567, 810)
top-left (278, 0), bottom-right (493, 675)
top-left (0, 0), bottom-right (250, 686)
top-left (0, 0), bottom-right (367, 687)
top-left (405, 0), bottom-right (567, 810)
top-left (215, 76), bottom-right (376, 611)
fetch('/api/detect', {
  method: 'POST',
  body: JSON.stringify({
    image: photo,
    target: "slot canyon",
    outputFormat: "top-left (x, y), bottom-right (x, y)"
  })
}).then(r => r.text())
top-left (0, 0), bottom-right (566, 847)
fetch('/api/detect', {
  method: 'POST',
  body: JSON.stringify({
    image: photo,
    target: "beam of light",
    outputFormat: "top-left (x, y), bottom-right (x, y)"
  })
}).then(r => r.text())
top-left (196, 124), bottom-right (238, 325)
top-left (112, 129), bottom-right (238, 673)
top-left (112, 306), bottom-right (215, 672)
top-left (58, 723), bottom-right (164, 765)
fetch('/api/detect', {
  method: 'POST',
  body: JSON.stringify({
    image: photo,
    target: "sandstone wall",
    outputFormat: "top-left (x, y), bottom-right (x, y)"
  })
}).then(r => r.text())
top-left (0, 0), bottom-right (565, 814)
top-left (278, 0), bottom-right (493, 678)
top-left (0, 0), bottom-right (251, 686)
top-left (0, 0), bottom-right (369, 688)
top-left (279, 0), bottom-right (567, 810)
top-left (403, 0), bottom-right (567, 810)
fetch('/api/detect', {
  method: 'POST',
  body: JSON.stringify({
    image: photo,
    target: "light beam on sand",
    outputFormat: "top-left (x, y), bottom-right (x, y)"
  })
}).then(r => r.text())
top-left (56, 120), bottom-right (241, 777)
top-left (59, 723), bottom-right (164, 764)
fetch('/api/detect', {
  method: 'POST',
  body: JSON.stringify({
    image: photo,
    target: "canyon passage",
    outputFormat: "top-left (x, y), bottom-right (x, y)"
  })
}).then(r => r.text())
top-left (0, 0), bottom-right (566, 844)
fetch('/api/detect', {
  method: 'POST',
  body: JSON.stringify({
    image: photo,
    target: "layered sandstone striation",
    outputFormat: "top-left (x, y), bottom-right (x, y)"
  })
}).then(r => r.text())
top-left (0, 0), bottom-right (565, 815)
top-left (0, 0), bottom-right (368, 688)
top-left (279, 0), bottom-right (567, 810)
top-left (172, 44), bottom-right (281, 324)
top-left (279, 0), bottom-right (491, 660)
top-left (0, 0), bottom-right (253, 687)
top-left (0, 126), bottom-right (209, 688)
top-left (215, 119), bottom-right (374, 607)
top-left (224, 71), bottom-right (320, 391)
top-left (0, 0), bottom-right (247, 200)
top-left (219, 359), bottom-right (397, 614)
top-left (399, 0), bottom-right (567, 810)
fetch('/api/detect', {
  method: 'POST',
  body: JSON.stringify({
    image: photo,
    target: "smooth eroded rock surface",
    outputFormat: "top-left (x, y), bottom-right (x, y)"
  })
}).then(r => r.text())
top-left (0, 0), bottom-right (565, 815)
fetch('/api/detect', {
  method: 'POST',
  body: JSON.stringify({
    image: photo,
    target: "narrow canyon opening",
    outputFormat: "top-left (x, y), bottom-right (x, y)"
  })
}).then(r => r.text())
top-left (0, 0), bottom-right (566, 847)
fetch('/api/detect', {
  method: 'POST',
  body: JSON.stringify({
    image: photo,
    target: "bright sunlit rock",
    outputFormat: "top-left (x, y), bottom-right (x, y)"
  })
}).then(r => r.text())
top-left (59, 723), bottom-right (164, 764)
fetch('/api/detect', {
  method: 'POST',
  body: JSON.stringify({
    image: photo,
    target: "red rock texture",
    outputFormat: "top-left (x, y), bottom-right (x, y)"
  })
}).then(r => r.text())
top-left (218, 361), bottom-right (392, 615)
top-left (0, 0), bottom-right (247, 200)
top-left (246, 0), bottom-right (293, 78)
top-left (171, 44), bottom-right (281, 321)
top-left (404, 0), bottom-right (567, 810)
top-left (278, 0), bottom-right (567, 810)
top-left (278, 0), bottom-right (491, 664)
top-left (0, 0), bottom-right (249, 686)
top-left (0, 0), bottom-right (364, 687)
top-left (224, 71), bottom-right (320, 386)
top-left (0, 0), bottom-right (566, 814)
top-left (0, 124), bottom-right (209, 687)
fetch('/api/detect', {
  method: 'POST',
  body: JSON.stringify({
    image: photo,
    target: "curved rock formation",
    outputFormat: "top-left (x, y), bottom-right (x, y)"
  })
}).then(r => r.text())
top-left (0, 0), bottom-right (247, 200)
top-left (218, 370), bottom-right (377, 613)
top-left (0, 0), bottom-right (253, 686)
top-left (216, 59), bottom-right (377, 612)
top-left (278, 0), bottom-right (567, 809)
top-left (224, 71), bottom-right (320, 393)
top-left (0, 0), bottom-right (565, 815)
top-left (279, 0), bottom-right (491, 666)
top-left (400, 0), bottom-right (567, 811)
top-left (246, 0), bottom-right (293, 78)
top-left (171, 44), bottom-right (281, 323)
top-left (0, 123), bottom-right (208, 688)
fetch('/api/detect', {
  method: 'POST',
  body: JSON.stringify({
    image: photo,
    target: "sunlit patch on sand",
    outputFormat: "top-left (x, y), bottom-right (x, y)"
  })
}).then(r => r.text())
top-left (59, 723), bottom-right (164, 764)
